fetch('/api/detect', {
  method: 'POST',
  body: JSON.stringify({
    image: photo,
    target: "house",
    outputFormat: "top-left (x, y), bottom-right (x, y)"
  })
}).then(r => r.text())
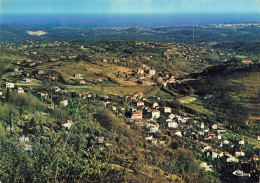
top-left (97, 136), bottom-right (105, 144)
top-left (258, 136), bottom-right (260, 141)
top-left (145, 135), bottom-right (153, 141)
top-left (212, 124), bottom-right (218, 130)
top-left (112, 106), bottom-right (117, 111)
top-left (38, 70), bottom-right (45, 75)
top-left (204, 94), bottom-right (212, 100)
top-left (149, 69), bottom-right (156, 75)
top-left (134, 91), bottom-right (143, 98)
top-left (168, 113), bottom-right (176, 119)
top-left (200, 162), bottom-right (213, 172)
top-left (37, 92), bottom-right (48, 98)
top-left (60, 100), bottom-right (69, 107)
top-left (226, 156), bottom-right (239, 163)
top-left (152, 110), bottom-right (160, 119)
top-left (137, 101), bottom-right (144, 107)
top-left (200, 122), bottom-right (205, 129)
top-left (74, 73), bottom-right (84, 79)
top-left (168, 121), bottom-right (178, 128)
top-left (6, 83), bottom-right (15, 89)
top-left (44, 104), bottom-right (54, 109)
top-left (79, 80), bottom-right (86, 85)
top-left (101, 101), bottom-right (110, 107)
top-left (242, 59), bottom-right (253, 64)
top-left (137, 68), bottom-right (144, 75)
top-left (164, 107), bottom-right (172, 113)
top-left (0, 92), bottom-right (3, 96)
top-left (50, 58), bottom-right (59, 62)
top-left (142, 80), bottom-right (154, 86)
top-left (49, 76), bottom-right (56, 81)
top-left (235, 150), bottom-right (245, 157)
top-left (152, 102), bottom-right (159, 108)
top-left (239, 139), bottom-right (245, 145)
top-left (223, 139), bottom-right (230, 144)
top-left (174, 130), bottom-right (182, 137)
top-left (18, 87), bottom-right (24, 94)
top-left (102, 59), bottom-right (108, 63)
top-left (147, 122), bottom-right (159, 133)
top-left (62, 120), bottom-right (74, 130)
top-left (131, 110), bottom-right (142, 120)
top-left (167, 76), bottom-right (175, 84)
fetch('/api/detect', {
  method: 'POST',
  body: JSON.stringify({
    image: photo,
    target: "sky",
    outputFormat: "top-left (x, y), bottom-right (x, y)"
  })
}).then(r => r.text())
top-left (0, 0), bottom-right (259, 14)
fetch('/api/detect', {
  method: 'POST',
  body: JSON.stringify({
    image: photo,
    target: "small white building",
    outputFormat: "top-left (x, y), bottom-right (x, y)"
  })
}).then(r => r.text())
top-left (131, 110), bottom-right (142, 120)
top-left (18, 87), bottom-right (24, 94)
top-left (62, 120), bottom-right (74, 130)
top-left (200, 122), bottom-right (205, 129)
top-left (152, 102), bottom-right (159, 108)
top-left (60, 100), bottom-right (69, 107)
top-left (168, 113), bottom-right (176, 119)
top-left (239, 139), bottom-right (245, 145)
top-left (235, 151), bottom-right (245, 157)
top-left (212, 124), bottom-right (218, 130)
top-left (149, 69), bottom-right (156, 75)
top-left (152, 110), bottom-right (160, 119)
top-left (137, 101), bottom-right (144, 107)
top-left (6, 83), bottom-right (14, 89)
top-left (137, 68), bottom-right (144, 75)
top-left (174, 130), bottom-right (182, 137)
top-left (168, 121), bottom-right (178, 128)
top-left (164, 107), bottom-right (172, 113)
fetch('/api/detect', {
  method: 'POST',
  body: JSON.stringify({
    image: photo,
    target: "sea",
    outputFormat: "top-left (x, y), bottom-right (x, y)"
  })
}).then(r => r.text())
top-left (0, 13), bottom-right (259, 28)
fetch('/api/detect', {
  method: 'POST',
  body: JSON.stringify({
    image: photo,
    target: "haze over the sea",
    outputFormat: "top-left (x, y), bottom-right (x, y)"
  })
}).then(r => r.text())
top-left (0, 0), bottom-right (259, 28)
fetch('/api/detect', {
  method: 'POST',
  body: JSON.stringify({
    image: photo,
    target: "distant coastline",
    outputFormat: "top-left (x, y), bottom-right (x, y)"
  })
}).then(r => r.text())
top-left (1, 13), bottom-right (259, 28)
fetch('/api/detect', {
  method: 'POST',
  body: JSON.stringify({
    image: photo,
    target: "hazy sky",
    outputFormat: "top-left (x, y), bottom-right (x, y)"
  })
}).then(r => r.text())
top-left (1, 0), bottom-right (259, 14)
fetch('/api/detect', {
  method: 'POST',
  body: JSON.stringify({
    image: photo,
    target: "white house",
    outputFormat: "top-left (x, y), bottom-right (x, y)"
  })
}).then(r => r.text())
top-left (168, 113), bottom-right (176, 119)
top-left (62, 120), bottom-right (73, 130)
top-left (137, 68), bottom-right (144, 75)
top-left (149, 69), bottom-right (156, 75)
top-left (6, 83), bottom-right (14, 89)
top-left (164, 107), bottom-right (172, 113)
top-left (168, 121), bottom-right (178, 128)
top-left (18, 87), bottom-right (24, 94)
top-left (60, 100), bottom-right (69, 107)
top-left (235, 151), bottom-right (245, 157)
top-left (131, 110), bottom-right (142, 120)
top-left (200, 122), bottom-right (205, 129)
top-left (212, 124), bottom-right (218, 130)
top-left (145, 135), bottom-right (153, 141)
top-left (239, 139), bottom-right (245, 145)
top-left (152, 110), bottom-right (160, 119)
top-left (223, 139), bottom-right (230, 144)
top-left (152, 102), bottom-right (159, 108)
top-left (226, 156), bottom-right (239, 163)
top-left (137, 101), bottom-right (144, 107)
top-left (174, 130), bottom-right (182, 137)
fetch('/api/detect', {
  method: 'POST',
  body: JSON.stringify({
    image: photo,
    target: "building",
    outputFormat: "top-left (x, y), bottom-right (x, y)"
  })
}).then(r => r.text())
top-left (137, 68), bottom-right (144, 75)
top-left (131, 110), bottom-right (142, 120)
top-left (149, 69), bottom-right (156, 75)
top-left (168, 121), bottom-right (178, 128)
top-left (153, 102), bottom-right (159, 109)
top-left (60, 100), bottom-right (69, 107)
top-left (137, 101), bottom-right (144, 107)
top-left (18, 87), bottom-right (24, 94)
top-left (142, 80), bottom-right (154, 86)
top-left (239, 139), bottom-right (245, 145)
top-left (235, 150), bottom-right (245, 157)
top-left (62, 120), bottom-right (74, 130)
top-left (6, 83), bottom-right (15, 89)
top-left (152, 110), bottom-right (160, 119)
top-left (164, 107), bottom-right (172, 113)
top-left (212, 124), bottom-right (218, 130)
